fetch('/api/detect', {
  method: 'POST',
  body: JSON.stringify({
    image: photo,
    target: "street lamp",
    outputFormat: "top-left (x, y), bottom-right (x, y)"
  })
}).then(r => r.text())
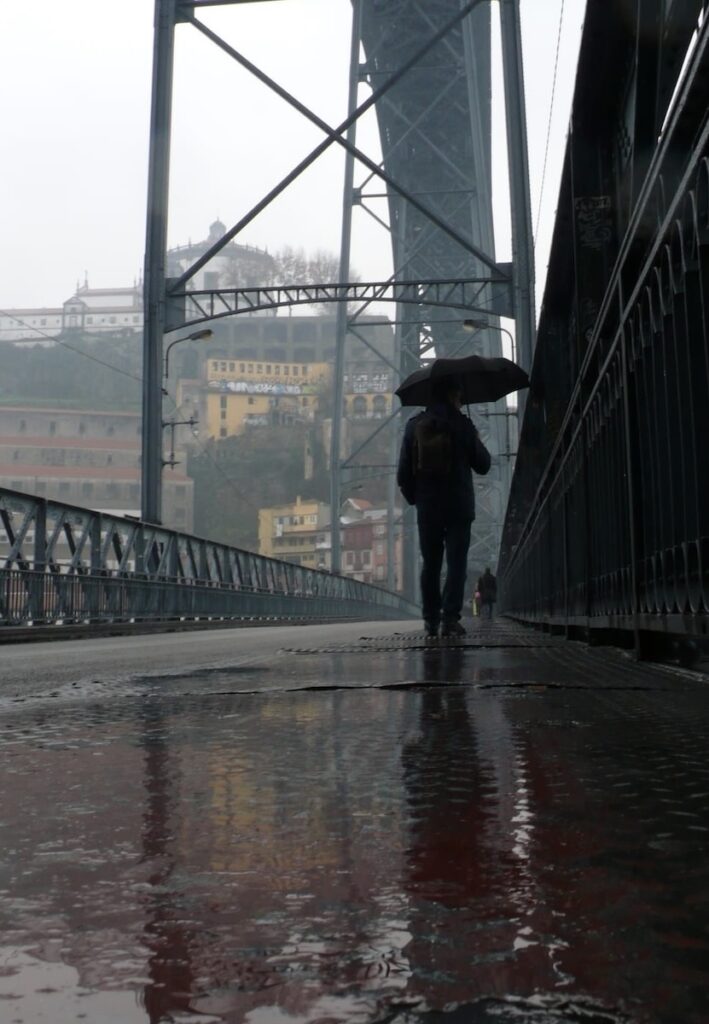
top-left (163, 327), bottom-right (212, 379)
top-left (463, 319), bottom-right (516, 362)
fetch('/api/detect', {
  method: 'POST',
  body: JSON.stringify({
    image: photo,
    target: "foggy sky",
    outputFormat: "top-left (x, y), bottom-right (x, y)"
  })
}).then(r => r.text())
top-left (0, 0), bottom-right (586, 312)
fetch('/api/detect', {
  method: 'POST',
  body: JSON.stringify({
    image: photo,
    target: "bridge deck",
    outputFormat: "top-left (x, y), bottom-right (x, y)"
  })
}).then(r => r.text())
top-left (1, 620), bottom-right (708, 1022)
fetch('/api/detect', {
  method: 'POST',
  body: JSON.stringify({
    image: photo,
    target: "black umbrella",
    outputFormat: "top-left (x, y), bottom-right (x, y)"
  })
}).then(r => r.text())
top-left (395, 354), bottom-right (529, 407)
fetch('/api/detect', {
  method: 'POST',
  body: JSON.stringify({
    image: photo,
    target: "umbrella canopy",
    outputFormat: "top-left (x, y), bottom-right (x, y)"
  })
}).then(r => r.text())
top-left (395, 354), bottom-right (529, 407)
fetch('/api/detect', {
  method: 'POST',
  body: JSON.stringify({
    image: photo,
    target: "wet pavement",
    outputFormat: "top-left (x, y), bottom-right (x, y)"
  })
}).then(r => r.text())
top-left (1, 619), bottom-right (709, 1023)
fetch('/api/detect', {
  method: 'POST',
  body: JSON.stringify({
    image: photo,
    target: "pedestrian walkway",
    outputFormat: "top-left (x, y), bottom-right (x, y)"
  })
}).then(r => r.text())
top-left (1, 620), bottom-right (708, 1022)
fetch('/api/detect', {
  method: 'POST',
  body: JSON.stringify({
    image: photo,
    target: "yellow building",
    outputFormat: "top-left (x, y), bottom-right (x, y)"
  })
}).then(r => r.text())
top-left (343, 364), bottom-right (394, 420)
top-left (258, 496), bottom-right (331, 569)
top-left (203, 358), bottom-right (332, 439)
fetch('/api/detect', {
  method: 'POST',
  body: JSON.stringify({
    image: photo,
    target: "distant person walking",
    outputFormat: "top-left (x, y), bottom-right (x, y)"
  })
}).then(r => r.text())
top-left (477, 568), bottom-right (497, 619)
top-left (397, 380), bottom-right (491, 638)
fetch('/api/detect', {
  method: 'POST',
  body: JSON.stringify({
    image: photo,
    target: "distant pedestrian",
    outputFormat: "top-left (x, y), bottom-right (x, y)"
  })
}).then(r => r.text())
top-left (477, 567), bottom-right (497, 619)
top-left (397, 379), bottom-right (491, 639)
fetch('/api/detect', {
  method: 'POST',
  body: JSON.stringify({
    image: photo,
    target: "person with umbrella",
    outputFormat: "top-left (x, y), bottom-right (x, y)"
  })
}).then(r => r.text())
top-left (395, 354), bottom-right (528, 639)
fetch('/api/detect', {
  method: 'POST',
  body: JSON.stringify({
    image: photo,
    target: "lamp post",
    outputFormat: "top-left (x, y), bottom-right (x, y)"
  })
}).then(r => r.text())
top-left (163, 327), bottom-right (212, 380)
top-left (463, 318), bottom-right (516, 362)
top-left (142, 326), bottom-right (212, 526)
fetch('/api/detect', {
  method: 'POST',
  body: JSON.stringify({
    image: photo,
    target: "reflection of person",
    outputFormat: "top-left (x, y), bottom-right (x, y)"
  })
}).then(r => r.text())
top-left (477, 567), bottom-right (497, 619)
top-left (397, 380), bottom-right (491, 639)
top-left (403, 647), bottom-right (487, 904)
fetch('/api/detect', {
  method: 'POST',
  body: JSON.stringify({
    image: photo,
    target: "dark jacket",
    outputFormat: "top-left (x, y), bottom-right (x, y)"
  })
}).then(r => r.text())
top-left (478, 570), bottom-right (497, 602)
top-left (397, 402), bottom-right (491, 523)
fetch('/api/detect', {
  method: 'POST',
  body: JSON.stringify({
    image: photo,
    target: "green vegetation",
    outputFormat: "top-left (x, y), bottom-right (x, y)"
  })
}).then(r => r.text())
top-left (188, 424), bottom-right (330, 550)
top-left (0, 334), bottom-right (142, 411)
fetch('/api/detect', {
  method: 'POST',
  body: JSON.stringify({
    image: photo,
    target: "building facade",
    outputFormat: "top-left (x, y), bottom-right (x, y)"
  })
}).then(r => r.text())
top-left (258, 496), bottom-right (331, 570)
top-left (201, 358), bottom-right (332, 439)
top-left (258, 496), bottom-right (401, 586)
top-left (0, 407), bottom-right (193, 533)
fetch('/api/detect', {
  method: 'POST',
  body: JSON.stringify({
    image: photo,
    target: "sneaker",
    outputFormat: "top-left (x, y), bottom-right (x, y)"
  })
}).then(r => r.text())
top-left (423, 621), bottom-right (439, 639)
top-left (441, 620), bottom-right (466, 638)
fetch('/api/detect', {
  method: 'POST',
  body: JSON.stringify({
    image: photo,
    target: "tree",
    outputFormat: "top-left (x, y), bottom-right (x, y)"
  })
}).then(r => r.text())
top-left (188, 423), bottom-right (330, 550)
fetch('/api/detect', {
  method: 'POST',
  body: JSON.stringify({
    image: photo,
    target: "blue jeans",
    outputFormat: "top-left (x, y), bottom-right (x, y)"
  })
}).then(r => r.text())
top-left (417, 519), bottom-right (471, 625)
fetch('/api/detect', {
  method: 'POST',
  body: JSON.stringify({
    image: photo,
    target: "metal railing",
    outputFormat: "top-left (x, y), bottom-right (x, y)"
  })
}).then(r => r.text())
top-left (0, 487), bottom-right (418, 627)
top-left (499, 1), bottom-right (709, 646)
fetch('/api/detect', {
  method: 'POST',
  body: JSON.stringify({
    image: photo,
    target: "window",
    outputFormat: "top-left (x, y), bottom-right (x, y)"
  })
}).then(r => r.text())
top-left (274, 365), bottom-right (280, 375)
top-left (220, 362), bottom-right (227, 371)
top-left (373, 394), bottom-right (387, 417)
top-left (248, 397), bottom-right (255, 405)
top-left (256, 364), bottom-right (263, 373)
top-left (220, 427), bottom-right (227, 438)
top-left (79, 422), bottom-right (86, 435)
top-left (49, 421), bottom-right (56, 436)
top-left (220, 409), bottom-right (227, 420)
top-left (82, 482), bottom-right (94, 497)
top-left (10, 480), bottom-right (22, 490)
top-left (129, 484), bottom-right (139, 500)
top-left (352, 396), bottom-right (367, 417)
top-left (107, 455), bottom-right (113, 465)
top-left (346, 551), bottom-right (354, 566)
top-left (247, 364), bottom-right (254, 373)
top-left (86, 316), bottom-right (93, 324)
top-left (59, 481), bottom-right (71, 495)
top-left (292, 366), bottom-right (299, 376)
top-left (240, 363), bottom-right (245, 372)
top-left (211, 360), bottom-right (219, 371)
top-left (220, 396), bottom-right (227, 408)
top-left (40, 318), bottom-right (46, 326)
top-left (266, 364), bottom-right (272, 374)
top-left (228, 362), bottom-right (235, 371)
top-left (19, 420), bottom-right (26, 433)
top-left (301, 397), bottom-right (308, 406)
top-left (12, 450), bottom-right (18, 461)
top-left (107, 483), bottom-right (119, 498)
top-left (109, 316), bottom-right (117, 324)
top-left (302, 365), bottom-right (309, 375)
top-left (283, 365), bottom-right (289, 375)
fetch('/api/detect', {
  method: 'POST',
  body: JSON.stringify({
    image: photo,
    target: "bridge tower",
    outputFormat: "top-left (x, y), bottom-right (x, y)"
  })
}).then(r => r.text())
top-left (330, 0), bottom-right (534, 590)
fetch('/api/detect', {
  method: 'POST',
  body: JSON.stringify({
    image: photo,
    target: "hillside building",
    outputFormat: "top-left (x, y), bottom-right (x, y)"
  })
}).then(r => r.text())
top-left (0, 407), bottom-right (192, 534)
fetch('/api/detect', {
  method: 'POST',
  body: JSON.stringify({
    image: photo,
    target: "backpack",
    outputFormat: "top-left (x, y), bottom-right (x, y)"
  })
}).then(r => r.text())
top-left (413, 412), bottom-right (453, 476)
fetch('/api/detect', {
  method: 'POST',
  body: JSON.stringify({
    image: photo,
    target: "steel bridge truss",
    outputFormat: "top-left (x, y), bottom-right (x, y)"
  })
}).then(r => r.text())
top-left (143, 0), bottom-right (535, 600)
top-left (499, 0), bottom-right (709, 653)
top-left (167, 277), bottom-right (513, 330)
top-left (0, 487), bottom-right (418, 627)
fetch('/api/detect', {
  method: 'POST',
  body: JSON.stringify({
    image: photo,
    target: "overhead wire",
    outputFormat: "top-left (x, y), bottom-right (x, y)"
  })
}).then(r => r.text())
top-left (533, 0), bottom-right (566, 246)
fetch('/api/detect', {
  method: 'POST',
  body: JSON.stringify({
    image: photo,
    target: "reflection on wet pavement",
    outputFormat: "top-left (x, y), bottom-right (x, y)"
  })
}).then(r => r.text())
top-left (1, 624), bottom-right (709, 1023)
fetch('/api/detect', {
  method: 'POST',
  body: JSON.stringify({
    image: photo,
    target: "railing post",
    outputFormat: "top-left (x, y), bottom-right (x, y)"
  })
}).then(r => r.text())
top-left (31, 498), bottom-right (47, 623)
